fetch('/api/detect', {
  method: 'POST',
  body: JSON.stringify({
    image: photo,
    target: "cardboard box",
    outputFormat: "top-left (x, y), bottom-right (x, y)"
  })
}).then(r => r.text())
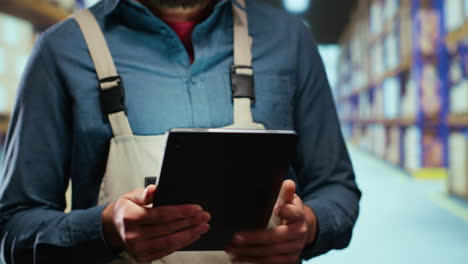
top-left (387, 127), bottom-right (401, 165)
top-left (385, 29), bottom-right (400, 71)
top-left (445, 0), bottom-right (465, 32)
top-left (400, 6), bottom-right (412, 59)
top-left (384, 0), bottom-right (399, 21)
top-left (370, 1), bottom-right (384, 36)
top-left (0, 47), bottom-right (5, 77)
top-left (383, 77), bottom-right (401, 119)
top-left (373, 85), bottom-right (384, 119)
top-left (0, 81), bottom-right (8, 113)
top-left (0, 14), bottom-right (34, 52)
top-left (449, 133), bottom-right (468, 198)
top-left (52, 0), bottom-right (76, 10)
top-left (450, 80), bottom-right (468, 114)
top-left (401, 75), bottom-right (418, 117)
top-left (404, 126), bottom-right (421, 171)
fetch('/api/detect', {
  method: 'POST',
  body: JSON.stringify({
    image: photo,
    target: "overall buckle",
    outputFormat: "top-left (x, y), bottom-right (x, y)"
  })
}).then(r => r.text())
top-left (99, 75), bottom-right (126, 115)
top-left (231, 65), bottom-right (255, 101)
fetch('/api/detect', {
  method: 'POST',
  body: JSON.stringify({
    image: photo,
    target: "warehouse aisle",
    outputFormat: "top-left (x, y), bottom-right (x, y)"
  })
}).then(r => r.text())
top-left (309, 145), bottom-right (468, 264)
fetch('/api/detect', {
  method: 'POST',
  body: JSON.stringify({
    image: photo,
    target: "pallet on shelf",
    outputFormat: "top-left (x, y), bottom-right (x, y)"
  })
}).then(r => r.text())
top-left (447, 114), bottom-right (468, 127)
top-left (337, 0), bottom-right (452, 184)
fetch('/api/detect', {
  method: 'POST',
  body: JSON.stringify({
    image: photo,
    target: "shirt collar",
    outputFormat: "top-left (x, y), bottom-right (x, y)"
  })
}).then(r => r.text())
top-left (102, 0), bottom-right (234, 16)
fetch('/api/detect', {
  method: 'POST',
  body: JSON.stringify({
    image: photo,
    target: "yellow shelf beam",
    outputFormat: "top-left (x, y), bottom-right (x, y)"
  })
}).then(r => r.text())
top-left (0, 0), bottom-right (71, 30)
top-left (340, 116), bottom-right (416, 126)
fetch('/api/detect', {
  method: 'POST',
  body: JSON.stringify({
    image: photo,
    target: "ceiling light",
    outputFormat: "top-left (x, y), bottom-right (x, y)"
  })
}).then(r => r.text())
top-left (283, 0), bottom-right (310, 14)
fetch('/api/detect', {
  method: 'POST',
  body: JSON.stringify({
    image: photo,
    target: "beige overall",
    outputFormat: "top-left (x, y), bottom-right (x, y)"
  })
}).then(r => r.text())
top-left (73, 1), bottom-right (282, 263)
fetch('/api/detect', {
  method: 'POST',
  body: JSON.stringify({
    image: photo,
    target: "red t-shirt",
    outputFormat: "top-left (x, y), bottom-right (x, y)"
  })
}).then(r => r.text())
top-left (165, 21), bottom-right (198, 63)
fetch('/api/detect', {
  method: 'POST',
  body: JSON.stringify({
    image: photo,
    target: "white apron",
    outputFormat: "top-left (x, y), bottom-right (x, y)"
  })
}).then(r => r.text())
top-left (74, 1), bottom-right (283, 263)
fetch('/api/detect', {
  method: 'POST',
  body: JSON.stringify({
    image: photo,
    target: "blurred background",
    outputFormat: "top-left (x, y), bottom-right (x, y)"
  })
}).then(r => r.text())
top-left (0, 0), bottom-right (467, 263)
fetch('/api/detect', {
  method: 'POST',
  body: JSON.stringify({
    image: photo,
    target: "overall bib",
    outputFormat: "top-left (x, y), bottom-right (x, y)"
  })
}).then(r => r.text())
top-left (73, 1), bottom-right (282, 263)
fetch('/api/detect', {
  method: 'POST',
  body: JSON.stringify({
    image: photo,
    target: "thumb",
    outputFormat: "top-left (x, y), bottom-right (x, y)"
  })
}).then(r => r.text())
top-left (126, 185), bottom-right (157, 206)
top-left (279, 180), bottom-right (296, 205)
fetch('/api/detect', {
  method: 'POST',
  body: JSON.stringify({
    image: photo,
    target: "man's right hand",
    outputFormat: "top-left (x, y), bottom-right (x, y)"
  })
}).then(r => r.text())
top-left (102, 185), bottom-right (211, 263)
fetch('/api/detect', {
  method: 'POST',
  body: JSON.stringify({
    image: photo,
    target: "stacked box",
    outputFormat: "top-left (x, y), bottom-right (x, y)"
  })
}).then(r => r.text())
top-left (387, 127), bottom-right (401, 165)
top-left (465, 0), bottom-right (468, 17)
top-left (0, 14), bottom-right (34, 113)
top-left (47, 0), bottom-right (76, 11)
top-left (341, 124), bottom-right (353, 139)
top-left (359, 93), bottom-right (372, 119)
top-left (444, 0), bottom-right (464, 33)
top-left (373, 85), bottom-right (384, 119)
top-left (370, 1), bottom-right (384, 36)
top-left (385, 26), bottom-right (400, 71)
top-left (382, 77), bottom-right (401, 119)
top-left (450, 80), bottom-right (468, 114)
top-left (449, 39), bottom-right (468, 114)
top-left (352, 125), bottom-right (365, 145)
top-left (400, 6), bottom-right (412, 60)
top-left (0, 14), bottom-right (34, 50)
top-left (384, 0), bottom-right (400, 20)
top-left (401, 74), bottom-right (418, 117)
top-left (0, 83), bottom-right (7, 113)
top-left (449, 133), bottom-right (468, 198)
top-left (404, 127), bottom-right (422, 171)
top-left (372, 124), bottom-right (386, 158)
top-left (372, 40), bottom-right (385, 80)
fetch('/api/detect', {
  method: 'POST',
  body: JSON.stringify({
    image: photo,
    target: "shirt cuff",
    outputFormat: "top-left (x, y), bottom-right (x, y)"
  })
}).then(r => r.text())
top-left (301, 200), bottom-right (334, 260)
top-left (68, 204), bottom-right (121, 262)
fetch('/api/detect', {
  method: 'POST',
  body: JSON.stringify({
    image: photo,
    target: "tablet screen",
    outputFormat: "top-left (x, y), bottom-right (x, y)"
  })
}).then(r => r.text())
top-left (153, 128), bottom-right (297, 251)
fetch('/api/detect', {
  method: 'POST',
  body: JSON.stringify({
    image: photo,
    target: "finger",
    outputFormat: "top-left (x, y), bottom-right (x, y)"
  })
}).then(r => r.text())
top-left (277, 203), bottom-right (305, 223)
top-left (124, 185), bottom-right (157, 206)
top-left (231, 253), bottom-right (300, 264)
top-left (129, 223), bottom-right (210, 257)
top-left (133, 228), bottom-right (203, 263)
top-left (127, 212), bottom-right (211, 240)
top-left (141, 205), bottom-right (205, 224)
top-left (226, 239), bottom-right (304, 257)
top-left (233, 224), bottom-right (305, 246)
top-left (278, 180), bottom-right (296, 206)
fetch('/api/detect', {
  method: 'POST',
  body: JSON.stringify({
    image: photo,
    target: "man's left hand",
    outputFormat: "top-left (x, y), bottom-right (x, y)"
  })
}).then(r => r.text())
top-left (226, 180), bottom-right (318, 264)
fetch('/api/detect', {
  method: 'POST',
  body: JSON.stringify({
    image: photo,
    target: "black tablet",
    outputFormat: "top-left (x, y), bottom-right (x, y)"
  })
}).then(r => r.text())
top-left (153, 128), bottom-right (297, 251)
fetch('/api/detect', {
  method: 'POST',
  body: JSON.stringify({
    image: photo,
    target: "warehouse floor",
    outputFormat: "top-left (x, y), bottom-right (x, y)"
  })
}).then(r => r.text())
top-left (309, 145), bottom-right (468, 264)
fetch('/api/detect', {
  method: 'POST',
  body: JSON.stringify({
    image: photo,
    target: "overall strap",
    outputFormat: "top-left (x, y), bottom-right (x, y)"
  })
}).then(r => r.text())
top-left (232, 0), bottom-right (257, 125)
top-left (74, 9), bottom-right (133, 137)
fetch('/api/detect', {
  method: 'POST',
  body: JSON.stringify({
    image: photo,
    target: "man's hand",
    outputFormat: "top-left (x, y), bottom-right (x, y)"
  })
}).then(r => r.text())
top-left (102, 185), bottom-right (210, 263)
top-left (226, 180), bottom-right (317, 264)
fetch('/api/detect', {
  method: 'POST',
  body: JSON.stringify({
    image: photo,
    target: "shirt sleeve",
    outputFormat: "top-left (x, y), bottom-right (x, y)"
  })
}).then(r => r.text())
top-left (0, 33), bottom-right (117, 264)
top-left (292, 25), bottom-right (361, 260)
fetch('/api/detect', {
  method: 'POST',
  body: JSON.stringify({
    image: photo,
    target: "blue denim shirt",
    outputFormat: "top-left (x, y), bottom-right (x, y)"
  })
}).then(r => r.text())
top-left (0, 0), bottom-right (360, 263)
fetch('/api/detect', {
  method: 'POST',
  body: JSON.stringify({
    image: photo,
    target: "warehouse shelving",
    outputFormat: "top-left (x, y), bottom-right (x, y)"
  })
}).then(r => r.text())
top-left (0, 1), bottom-right (71, 134)
top-left (1, 0), bottom-right (71, 30)
top-left (338, 56), bottom-right (412, 102)
top-left (337, 0), bottom-right (468, 199)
